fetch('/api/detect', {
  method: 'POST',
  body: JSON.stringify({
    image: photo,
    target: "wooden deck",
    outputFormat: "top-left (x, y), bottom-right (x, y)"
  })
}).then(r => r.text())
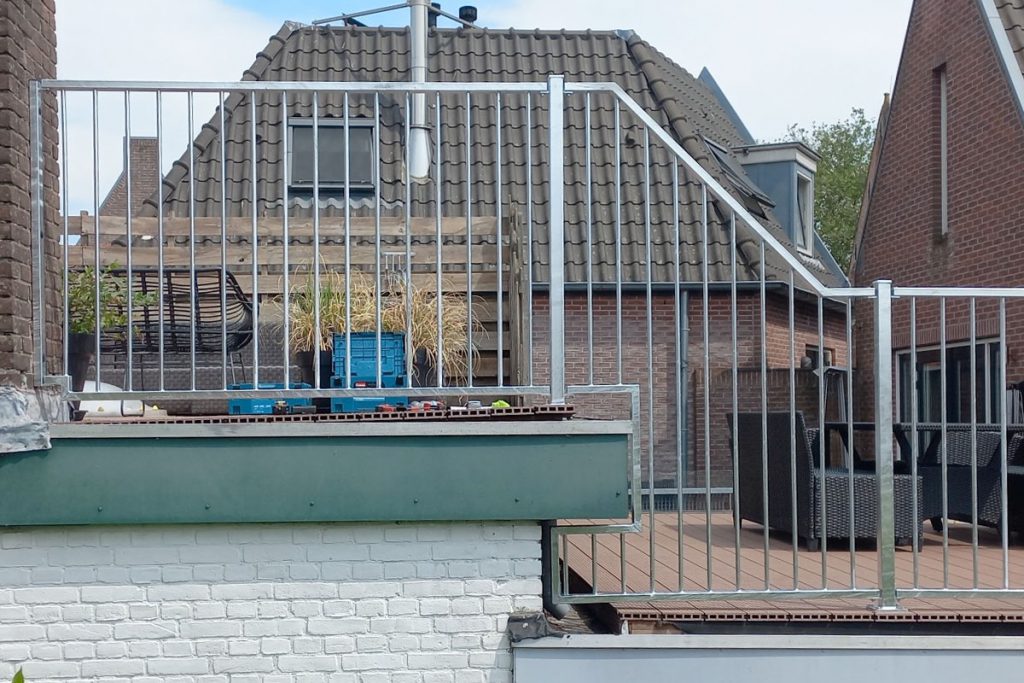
top-left (564, 512), bottom-right (1024, 624)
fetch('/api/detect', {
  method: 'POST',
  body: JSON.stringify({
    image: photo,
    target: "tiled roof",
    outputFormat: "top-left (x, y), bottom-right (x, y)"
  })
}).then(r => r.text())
top-left (142, 23), bottom-right (838, 287)
top-left (997, 0), bottom-right (1024, 75)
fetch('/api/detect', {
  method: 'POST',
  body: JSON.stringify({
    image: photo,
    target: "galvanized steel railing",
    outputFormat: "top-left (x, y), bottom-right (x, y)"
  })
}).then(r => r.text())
top-left (29, 77), bottom-right (1024, 609)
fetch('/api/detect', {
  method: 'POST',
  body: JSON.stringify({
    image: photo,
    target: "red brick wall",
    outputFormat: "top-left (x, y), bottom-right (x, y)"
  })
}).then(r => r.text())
top-left (853, 0), bottom-right (1024, 419)
top-left (532, 290), bottom-right (848, 487)
top-left (99, 137), bottom-right (159, 217)
top-left (0, 0), bottom-right (60, 382)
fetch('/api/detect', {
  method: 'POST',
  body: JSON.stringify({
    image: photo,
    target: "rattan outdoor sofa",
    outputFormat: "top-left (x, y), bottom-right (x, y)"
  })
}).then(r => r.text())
top-left (729, 411), bottom-right (924, 551)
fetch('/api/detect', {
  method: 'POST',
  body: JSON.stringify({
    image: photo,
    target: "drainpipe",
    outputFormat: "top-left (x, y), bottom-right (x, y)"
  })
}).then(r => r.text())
top-left (408, 0), bottom-right (431, 179)
top-left (540, 521), bottom-right (571, 619)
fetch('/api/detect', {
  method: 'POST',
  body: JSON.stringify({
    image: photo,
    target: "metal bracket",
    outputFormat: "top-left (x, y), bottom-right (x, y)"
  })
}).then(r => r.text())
top-left (42, 375), bottom-right (71, 395)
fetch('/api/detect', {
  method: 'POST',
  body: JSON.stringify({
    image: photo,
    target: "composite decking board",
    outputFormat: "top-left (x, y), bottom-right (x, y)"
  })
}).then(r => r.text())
top-left (564, 511), bottom-right (1024, 622)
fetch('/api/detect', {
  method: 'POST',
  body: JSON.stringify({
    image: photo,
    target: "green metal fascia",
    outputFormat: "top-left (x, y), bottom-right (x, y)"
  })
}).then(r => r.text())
top-left (1, 429), bottom-right (629, 526)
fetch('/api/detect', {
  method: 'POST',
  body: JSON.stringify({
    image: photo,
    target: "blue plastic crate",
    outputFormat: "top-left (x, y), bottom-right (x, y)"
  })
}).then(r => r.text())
top-left (332, 332), bottom-right (407, 389)
top-left (228, 382), bottom-right (312, 415)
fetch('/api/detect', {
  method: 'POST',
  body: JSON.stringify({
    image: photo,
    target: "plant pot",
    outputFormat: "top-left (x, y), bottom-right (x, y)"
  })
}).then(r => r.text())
top-left (67, 332), bottom-right (96, 422)
top-left (295, 349), bottom-right (334, 388)
top-left (296, 349), bottom-right (333, 413)
top-left (413, 347), bottom-right (437, 388)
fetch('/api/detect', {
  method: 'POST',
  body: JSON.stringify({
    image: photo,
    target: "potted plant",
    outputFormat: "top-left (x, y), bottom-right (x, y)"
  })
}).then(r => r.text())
top-left (66, 264), bottom-right (156, 402)
top-left (283, 269), bottom-right (475, 388)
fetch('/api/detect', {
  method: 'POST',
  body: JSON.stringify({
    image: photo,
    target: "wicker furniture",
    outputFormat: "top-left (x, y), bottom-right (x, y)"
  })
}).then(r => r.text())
top-left (917, 428), bottom-right (1024, 532)
top-left (98, 268), bottom-right (253, 356)
top-left (729, 412), bottom-right (923, 551)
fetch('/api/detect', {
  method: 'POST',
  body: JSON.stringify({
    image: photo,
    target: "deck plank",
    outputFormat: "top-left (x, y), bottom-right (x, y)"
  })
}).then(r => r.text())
top-left (564, 511), bottom-right (1024, 622)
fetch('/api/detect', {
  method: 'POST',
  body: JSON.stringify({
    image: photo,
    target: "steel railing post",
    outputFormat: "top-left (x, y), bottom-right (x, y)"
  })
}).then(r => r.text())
top-left (873, 279), bottom-right (900, 609)
top-left (29, 80), bottom-right (47, 386)
top-left (547, 75), bottom-right (566, 404)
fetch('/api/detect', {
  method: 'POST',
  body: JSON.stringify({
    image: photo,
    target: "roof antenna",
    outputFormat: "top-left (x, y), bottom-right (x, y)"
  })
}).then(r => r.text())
top-left (311, 2), bottom-right (478, 30)
top-left (311, 3), bottom-right (478, 179)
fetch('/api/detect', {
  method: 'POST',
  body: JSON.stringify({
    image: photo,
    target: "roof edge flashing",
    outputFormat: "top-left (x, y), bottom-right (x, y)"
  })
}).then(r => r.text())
top-left (733, 141), bottom-right (820, 173)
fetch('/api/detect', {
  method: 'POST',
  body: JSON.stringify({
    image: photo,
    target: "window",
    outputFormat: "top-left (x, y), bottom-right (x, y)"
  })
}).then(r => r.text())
top-left (703, 138), bottom-right (775, 216)
top-left (936, 65), bottom-right (949, 236)
top-left (796, 171), bottom-right (813, 252)
top-left (288, 120), bottom-right (375, 190)
top-left (804, 345), bottom-right (834, 370)
top-left (896, 340), bottom-right (1002, 424)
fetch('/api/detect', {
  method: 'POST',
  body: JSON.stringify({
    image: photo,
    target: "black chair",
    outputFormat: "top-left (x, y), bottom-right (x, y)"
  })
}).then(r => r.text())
top-left (729, 412), bottom-right (923, 551)
top-left (919, 429), bottom-right (1024, 532)
top-left (98, 268), bottom-right (253, 355)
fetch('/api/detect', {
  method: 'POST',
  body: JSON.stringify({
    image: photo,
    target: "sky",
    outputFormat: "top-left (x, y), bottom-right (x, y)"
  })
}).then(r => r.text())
top-left (53, 0), bottom-right (913, 211)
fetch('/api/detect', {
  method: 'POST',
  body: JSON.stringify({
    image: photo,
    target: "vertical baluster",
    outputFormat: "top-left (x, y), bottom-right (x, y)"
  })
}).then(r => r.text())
top-left (435, 93), bottom-right (444, 389)
top-left (673, 160), bottom-right (684, 591)
top-left (788, 270), bottom-right (798, 589)
top-left (312, 92), bottom-right (322, 391)
top-left (910, 297), bottom-right (920, 588)
top-left (404, 93), bottom-right (414, 386)
top-left (92, 91), bottom-right (101, 386)
top-left (496, 92), bottom-right (504, 387)
top-left (281, 91), bottom-right (290, 390)
top-left (374, 93), bottom-right (382, 389)
top-left (465, 92), bottom-right (474, 387)
top-left (969, 297), bottom-right (979, 588)
top-left (124, 91), bottom-right (133, 391)
top-left (188, 91), bottom-right (197, 390)
top-left (818, 294), bottom-right (827, 585)
top-left (643, 125), bottom-right (655, 594)
top-left (59, 91), bottom-right (69, 384)
top-left (759, 239), bottom-right (769, 590)
top-left (703, 186), bottom-right (713, 591)
top-left (732, 214), bottom-right (742, 588)
top-left (156, 91), bottom-right (165, 390)
top-left (940, 297), bottom-right (949, 586)
top-left (249, 93), bottom-right (259, 387)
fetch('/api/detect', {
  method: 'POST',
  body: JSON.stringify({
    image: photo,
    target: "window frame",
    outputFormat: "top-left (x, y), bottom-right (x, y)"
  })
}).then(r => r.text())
top-left (895, 338), bottom-right (1002, 424)
top-left (795, 169), bottom-right (814, 254)
top-left (287, 118), bottom-right (376, 191)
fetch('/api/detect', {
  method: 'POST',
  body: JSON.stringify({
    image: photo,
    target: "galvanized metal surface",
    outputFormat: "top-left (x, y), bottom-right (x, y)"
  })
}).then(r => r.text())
top-left (514, 635), bottom-right (1024, 683)
top-left (29, 74), bottom-right (1024, 613)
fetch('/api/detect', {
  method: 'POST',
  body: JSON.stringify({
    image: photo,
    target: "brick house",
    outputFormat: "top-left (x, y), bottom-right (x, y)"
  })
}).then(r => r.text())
top-left (0, 0), bottom-right (61, 385)
top-left (852, 0), bottom-right (1024, 425)
top-left (92, 21), bottom-right (848, 487)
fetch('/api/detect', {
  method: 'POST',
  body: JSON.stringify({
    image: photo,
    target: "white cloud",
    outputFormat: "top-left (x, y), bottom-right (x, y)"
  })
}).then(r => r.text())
top-left (56, 0), bottom-right (279, 213)
top-left (487, 0), bottom-right (912, 141)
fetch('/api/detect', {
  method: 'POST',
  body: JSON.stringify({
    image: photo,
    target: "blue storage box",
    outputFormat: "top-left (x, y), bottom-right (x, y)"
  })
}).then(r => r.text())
top-left (228, 382), bottom-right (312, 415)
top-left (329, 395), bottom-right (408, 414)
top-left (331, 332), bottom-right (407, 388)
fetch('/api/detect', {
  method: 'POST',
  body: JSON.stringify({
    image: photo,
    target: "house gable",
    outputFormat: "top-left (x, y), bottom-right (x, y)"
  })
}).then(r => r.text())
top-left (853, 0), bottom-right (1024, 290)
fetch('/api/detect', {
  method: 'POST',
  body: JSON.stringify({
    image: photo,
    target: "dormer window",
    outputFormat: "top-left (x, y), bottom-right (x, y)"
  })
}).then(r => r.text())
top-left (796, 171), bottom-right (813, 252)
top-left (288, 119), bottom-right (375, 190)
top-left (733, 141), bottom-right (821, 255)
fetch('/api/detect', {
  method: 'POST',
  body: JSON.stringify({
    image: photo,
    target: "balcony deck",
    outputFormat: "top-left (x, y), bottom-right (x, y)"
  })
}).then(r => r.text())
top-left (564, 512), bottom-right (1024, 625)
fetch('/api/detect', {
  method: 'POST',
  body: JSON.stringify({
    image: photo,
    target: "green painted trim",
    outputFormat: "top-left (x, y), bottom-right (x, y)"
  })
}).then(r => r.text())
top-left (2, 430), bottom-right (629, 526)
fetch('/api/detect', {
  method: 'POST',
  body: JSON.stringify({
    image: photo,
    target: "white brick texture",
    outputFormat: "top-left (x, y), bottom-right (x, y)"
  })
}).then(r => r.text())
top-left (0, 522), bottom-right (542, 683)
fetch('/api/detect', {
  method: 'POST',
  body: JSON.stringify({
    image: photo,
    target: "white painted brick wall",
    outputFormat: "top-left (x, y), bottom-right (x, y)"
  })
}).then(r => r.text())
top-left (0, 522), bottom-right (543, 683)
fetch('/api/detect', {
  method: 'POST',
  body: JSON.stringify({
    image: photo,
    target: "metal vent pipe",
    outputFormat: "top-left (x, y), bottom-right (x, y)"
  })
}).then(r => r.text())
top-left (409, 0), bottom-right (431, 178)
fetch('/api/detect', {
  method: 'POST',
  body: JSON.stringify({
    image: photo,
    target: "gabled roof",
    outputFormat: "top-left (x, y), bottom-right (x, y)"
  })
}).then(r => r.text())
top-left (989, 0), bottom-right (1024, 120)
top-left (144, 23), bottom-right (840, 287)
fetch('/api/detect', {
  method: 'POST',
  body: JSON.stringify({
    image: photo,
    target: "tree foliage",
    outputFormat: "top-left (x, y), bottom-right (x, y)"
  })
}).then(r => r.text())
top-left (784, 108), bottom-right (875, 270)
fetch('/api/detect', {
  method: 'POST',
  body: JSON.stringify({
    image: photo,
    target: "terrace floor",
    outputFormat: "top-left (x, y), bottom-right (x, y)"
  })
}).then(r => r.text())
top-left (564, 511), bottom-right (1024, 625)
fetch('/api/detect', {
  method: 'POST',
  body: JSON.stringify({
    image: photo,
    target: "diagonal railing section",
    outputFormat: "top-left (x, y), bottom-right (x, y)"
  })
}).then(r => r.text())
top-left (542, 82), bottom-right (1024, 609)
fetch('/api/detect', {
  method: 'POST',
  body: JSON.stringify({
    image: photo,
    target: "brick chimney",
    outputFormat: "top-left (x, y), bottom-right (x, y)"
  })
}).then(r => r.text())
top-left (100, 137), bottom-right (160, 217)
